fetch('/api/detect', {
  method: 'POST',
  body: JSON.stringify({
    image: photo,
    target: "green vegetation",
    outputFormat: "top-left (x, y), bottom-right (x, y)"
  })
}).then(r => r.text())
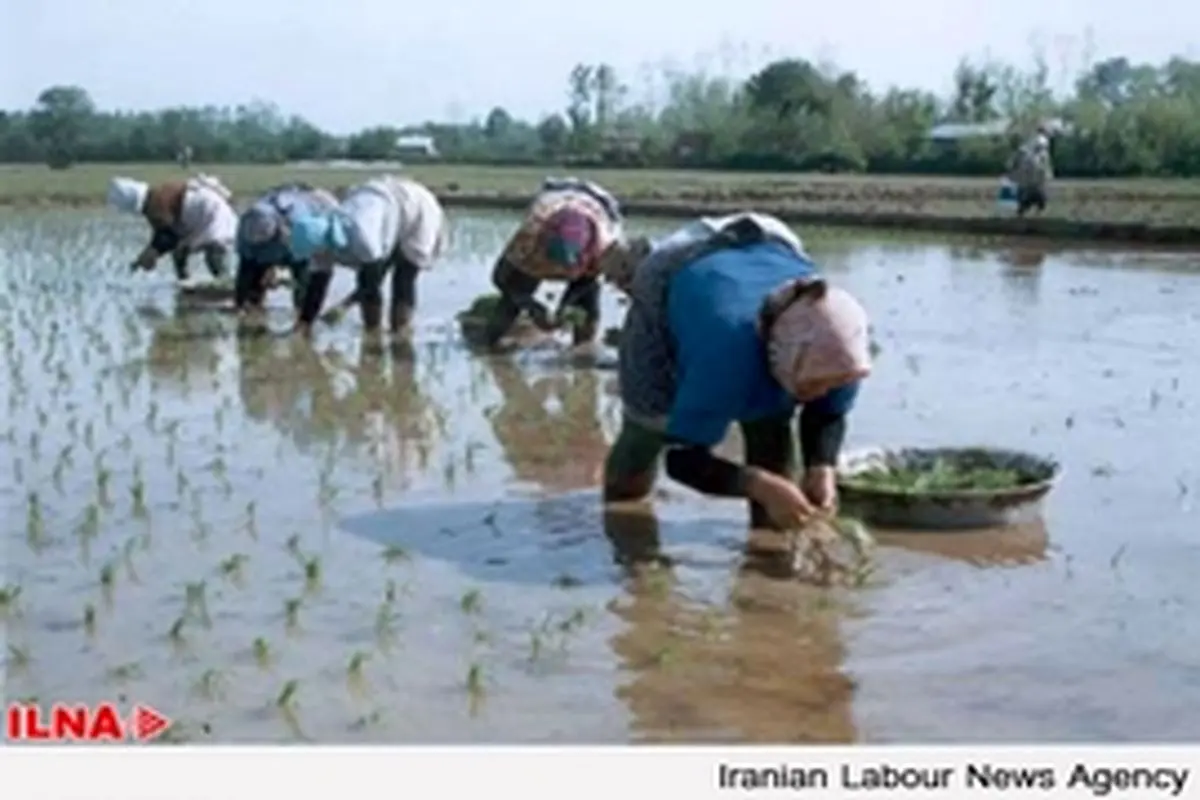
top-left (457, 293), bottom-right (504, 321)
top-left (843, 459), bottom-right (1036, 493)
top-left (4, 52), bottom-right (1200, 179)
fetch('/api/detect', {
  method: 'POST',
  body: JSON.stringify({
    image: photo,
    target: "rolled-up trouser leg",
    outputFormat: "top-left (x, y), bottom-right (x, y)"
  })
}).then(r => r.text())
top-left (603, 416), bottom-right (665, 501)
top-left (171, 248), bottom-right (191, 281)
top-left (235, 257), bottom-right (268, 309)
top-left (484, 258), bottom-right (540, 346)
top-left (203, 244), bottom-right (230, 279)
top-left (389, 255), bottom-right (419, 332)
top-left (739, 413), bottom-right (798, 530)
top-left (298, 268), bottom-right (334, 325)
top-left (355, 261), bottom-right (388, 331)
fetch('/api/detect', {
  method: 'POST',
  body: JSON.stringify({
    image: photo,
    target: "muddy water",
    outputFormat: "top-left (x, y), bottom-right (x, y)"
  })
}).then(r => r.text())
top-left (1, 209), bottom-right (1196, 744)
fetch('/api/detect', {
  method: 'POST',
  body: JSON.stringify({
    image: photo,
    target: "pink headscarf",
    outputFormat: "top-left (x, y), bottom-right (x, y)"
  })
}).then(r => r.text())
top-left (759, 279), bottom-right (872, 396)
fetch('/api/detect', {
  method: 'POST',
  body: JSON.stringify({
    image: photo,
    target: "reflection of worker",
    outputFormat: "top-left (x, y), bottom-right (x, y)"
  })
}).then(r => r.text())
top-left (602, 504), bottom-right (857, 742)
top-left (482, 178), bottom-right (636, 349)
top-left (107, 175), bottom-right (238, 282)
top-left (484, 358), bottom-right (607, 492)
top-left (1006, 127), bottom-right (1053, 217)
top-left (143, 304), bottom-right (226, 396)
top-left (235, 334), bottom-right (437, 462)
top-left (234, 183), bottom-right (339, 313)
top-left (287, 175), bottom-right (449, 336)
top-left (601, 213), bottom-right (873, 534)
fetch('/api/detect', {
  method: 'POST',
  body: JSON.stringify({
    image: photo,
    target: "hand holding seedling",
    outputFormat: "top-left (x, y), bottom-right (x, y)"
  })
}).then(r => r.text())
top-left (745, 467), bottom-right (820, 530)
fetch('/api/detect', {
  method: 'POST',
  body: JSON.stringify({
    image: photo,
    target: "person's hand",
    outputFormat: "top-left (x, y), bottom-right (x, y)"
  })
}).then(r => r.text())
top-left (801, 466), bottom-right (839, 514)
top-left (745, 468), bottom-right (819, 530)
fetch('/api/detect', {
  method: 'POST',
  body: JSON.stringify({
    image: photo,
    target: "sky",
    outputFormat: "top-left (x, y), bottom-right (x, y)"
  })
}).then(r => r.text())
top-left (1, 0), bottom-right (1196, 134)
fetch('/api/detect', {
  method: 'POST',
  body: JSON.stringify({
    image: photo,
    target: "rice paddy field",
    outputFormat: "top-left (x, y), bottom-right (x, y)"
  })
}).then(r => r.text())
top-left (1, 205), bottom-right (1197, 743)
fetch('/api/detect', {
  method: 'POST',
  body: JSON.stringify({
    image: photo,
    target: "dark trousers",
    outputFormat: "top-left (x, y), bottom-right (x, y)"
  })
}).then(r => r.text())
top-left (173, 245), bottom-right (229, 281)
top-left (1016, 185), bottom-right (1047, 216)
top-left (352, 255), bottom-right (420, 332)
top-left (235, 258), bottom-right (309, 311)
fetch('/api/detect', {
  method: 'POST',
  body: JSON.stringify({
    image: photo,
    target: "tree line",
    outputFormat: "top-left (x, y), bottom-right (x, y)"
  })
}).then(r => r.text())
top-left (3, 52), bottom-right (1200, 178)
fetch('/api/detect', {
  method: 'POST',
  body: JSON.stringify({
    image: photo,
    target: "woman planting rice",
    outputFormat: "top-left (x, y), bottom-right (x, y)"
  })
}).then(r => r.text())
top-left (480, 177), bottom-right (636, 349)
top-left (234, 183), bottom-right (340, 314)
top-left (285, 174), bottom-right (449, 337)
top-left (107, 174), bottom-right (238, 282)
top-left (601, 213), bottom-right (873, 533)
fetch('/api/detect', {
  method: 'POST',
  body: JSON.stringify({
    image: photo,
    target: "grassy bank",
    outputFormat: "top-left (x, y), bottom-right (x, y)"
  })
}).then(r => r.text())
top-left (4, 163), bottom-right (1200, 244)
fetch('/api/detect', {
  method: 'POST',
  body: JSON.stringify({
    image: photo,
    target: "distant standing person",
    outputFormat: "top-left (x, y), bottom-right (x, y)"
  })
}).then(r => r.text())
top-left (234, 183), bottom-right (340, 314)
top-left (601, 212), bottom-right (873, 533)
top-left (285, 175), bottom-right (449, 336)
top-left (1007, 127), bottom-right (1053, 217)
top-left (107, 174), bottom-right (238, 282)
top-left (482, 177), bottom-right (630, 348)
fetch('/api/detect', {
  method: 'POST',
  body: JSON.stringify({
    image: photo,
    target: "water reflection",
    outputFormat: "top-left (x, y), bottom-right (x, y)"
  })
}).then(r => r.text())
top-left (139, 304), bottom-right (230, 398)
top-left (602, 504), bottom-right (857, 743)
top-left (235, 332), bottom-right (441, 469)
top-left (483, 358), bottom-right (608, 493)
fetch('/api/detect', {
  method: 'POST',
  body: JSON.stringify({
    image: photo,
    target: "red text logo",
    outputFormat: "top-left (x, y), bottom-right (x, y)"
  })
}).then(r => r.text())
top-left (6, 702), bottom-right (171, 743)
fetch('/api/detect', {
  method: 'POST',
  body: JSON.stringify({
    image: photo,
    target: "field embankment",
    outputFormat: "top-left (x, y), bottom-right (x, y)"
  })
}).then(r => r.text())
top-left (3, 163), bottom-right (1199, 244)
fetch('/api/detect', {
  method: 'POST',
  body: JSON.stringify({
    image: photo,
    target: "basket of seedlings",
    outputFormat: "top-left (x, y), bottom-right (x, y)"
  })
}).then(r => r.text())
top-left (836, 446), bottom-right (1060, 530)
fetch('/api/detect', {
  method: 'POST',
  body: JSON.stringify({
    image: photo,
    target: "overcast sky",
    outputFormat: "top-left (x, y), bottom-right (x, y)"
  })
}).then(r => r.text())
top-left (1, 0), bottom-right (1195, 133)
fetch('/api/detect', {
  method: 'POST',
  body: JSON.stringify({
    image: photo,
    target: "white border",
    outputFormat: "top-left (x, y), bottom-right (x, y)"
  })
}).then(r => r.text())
top-left (3, 745), bottom-right (1198, 799)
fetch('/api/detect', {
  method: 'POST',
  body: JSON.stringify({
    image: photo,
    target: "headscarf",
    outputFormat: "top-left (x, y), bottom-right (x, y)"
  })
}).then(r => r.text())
top-left (759, 279), bottom-right (872, 396)
top-left (542, 207), bottom-right (596, 272)
top-left (107, 177), bottom-right (149, 214)
top-left (241, 205), bottom-right (280, 245)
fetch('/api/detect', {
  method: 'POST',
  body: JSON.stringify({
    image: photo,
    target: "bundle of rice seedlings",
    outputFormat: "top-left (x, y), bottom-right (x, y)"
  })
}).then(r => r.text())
top-left (788, 516), bottom-right (876, 587)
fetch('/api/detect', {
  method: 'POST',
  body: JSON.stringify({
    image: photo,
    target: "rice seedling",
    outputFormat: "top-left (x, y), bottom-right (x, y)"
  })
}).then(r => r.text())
top-left (8, 644), bottom-right (31, 672)
top-left (194, 668), bottom-right (228, 702)
top-left (253, 637), bottom-right (272, 668)
top-left (244, 501), bottom-right (258, 537)
top-left (95, 465), bottom-right (112, 506)
top-left (459, 588), bottom-right (483, 615)
top-left (99, 561), bottom-right (117, 605)
top-left (465, 661), bottom-right (486, 706)
top-left (219, 553), bottom-right (248, 584)
top-left (303, 557), bottom-right (322, 593)
top-left (130, 463), bottom-right (147, 518)
top-left (83, 603), bottom-right (97, 636)
top-left (184, 581), bottom-right (212, 627)
top-left (78, 502), bottom-right (101, 538)
top-left (106, 661), bottom-right (143, 682)
top-left (381, 545), bottom-right (410, 564)
top-left (284, 597), bottom-right (303, 632)
top-left (25, 491), bottom-right (44, 547)
top-left (0, 584), bottom-right (23, 616)
top-left (346, 651), bottom-right (370, 694)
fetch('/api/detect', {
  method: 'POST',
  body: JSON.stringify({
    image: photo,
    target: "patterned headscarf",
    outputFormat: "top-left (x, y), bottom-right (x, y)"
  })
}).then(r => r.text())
top-left (759, 279), bottom-right (872, 396)
top-left (542, 207), bottom-right (596, 273)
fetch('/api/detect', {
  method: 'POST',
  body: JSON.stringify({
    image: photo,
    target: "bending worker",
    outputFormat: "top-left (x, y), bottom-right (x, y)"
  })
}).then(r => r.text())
top-left (600, 213), bottom-right (873, 532)
top-left (285, 174), bottom-right (449, 336)
top-left (107, 174), bottom-right (238, 281)
top-left (483, 177), bottom-right (627, 348)
top-left (233, 182), bottom-right (340, 314)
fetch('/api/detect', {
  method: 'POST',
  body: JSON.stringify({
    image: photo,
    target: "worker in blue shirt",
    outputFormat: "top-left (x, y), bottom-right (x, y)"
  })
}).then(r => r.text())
top-left (600, 213), bottom-right (873, 531)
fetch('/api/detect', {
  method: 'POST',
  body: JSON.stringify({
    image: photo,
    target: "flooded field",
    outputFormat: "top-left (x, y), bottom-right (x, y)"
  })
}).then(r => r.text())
top-left (2, 208), bottom-right (1196, 743)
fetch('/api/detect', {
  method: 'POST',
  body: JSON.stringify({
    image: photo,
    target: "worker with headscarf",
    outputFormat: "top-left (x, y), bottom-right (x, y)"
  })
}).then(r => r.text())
top-left (285, 174), bottom-right (449, 336)
top-left (1006, 126), bottom-right (1054, 217)
top-left (233, 183), bottom-right (340, 313)
top-left (600, 213), bottom-right (872, 533)
top-left (106, 174), bottom-right (238, 281)
top-left (481, 177), bottom-right (627, 349)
